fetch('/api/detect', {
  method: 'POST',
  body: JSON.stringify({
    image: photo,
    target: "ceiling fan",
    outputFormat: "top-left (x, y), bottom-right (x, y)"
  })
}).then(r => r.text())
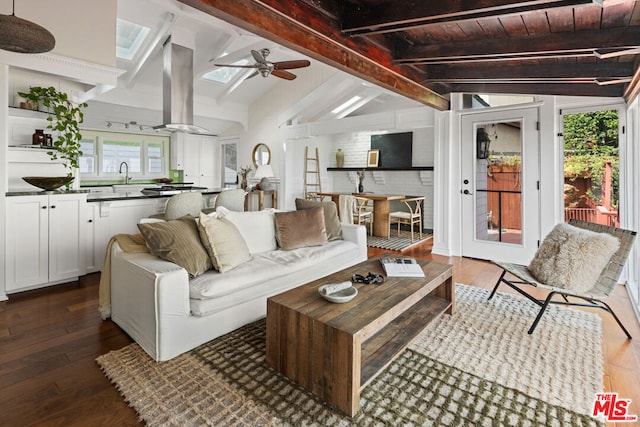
top-left (212, 48), bottom-right (310, 81)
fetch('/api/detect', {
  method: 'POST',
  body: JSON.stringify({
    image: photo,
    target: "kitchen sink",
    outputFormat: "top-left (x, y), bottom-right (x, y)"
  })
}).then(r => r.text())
top-left (112, 184), bottom-right (158, 193)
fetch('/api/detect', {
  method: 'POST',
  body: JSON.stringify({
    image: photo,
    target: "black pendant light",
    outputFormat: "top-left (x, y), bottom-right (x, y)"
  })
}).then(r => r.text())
top-left (0, 0), bottom-right (55, 53)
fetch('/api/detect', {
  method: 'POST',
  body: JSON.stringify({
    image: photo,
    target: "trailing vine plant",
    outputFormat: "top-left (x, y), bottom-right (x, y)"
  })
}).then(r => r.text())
top-left (18, 86), bottom-right (88, 177)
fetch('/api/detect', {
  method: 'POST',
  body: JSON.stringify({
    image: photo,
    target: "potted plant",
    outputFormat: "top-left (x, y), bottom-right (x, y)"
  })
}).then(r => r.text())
top-left (238, 165), bottom-right (252, 190)
top-left (18, 86), bottom-right (88, 179)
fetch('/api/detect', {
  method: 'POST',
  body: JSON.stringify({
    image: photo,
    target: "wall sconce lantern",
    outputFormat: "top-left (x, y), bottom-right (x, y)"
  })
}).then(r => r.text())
top-left (476, 127), bottom-right (491, 159)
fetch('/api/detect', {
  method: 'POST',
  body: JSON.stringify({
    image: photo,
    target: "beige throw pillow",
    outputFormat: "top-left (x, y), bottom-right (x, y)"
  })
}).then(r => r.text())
top-left (137, 215), bottom-right (212, 278)
top-left (295, 198), bottom-right (343, 241)
top-left (216, 206), bottom-right (277, 254)
top-left (274, 207), bottom-right (328, 250)
top-left (198, 212), bottom-right (251, 273)
top-left (528, 223), bottom-right (620, 293)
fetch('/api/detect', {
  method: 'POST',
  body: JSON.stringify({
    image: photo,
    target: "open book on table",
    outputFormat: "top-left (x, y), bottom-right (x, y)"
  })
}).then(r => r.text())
top-left (380, 256), bottom-right (425, 278)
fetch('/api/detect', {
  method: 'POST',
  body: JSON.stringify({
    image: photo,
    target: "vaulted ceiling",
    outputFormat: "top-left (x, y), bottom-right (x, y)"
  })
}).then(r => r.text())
top-left (180, 0), bottom-right (640, 111)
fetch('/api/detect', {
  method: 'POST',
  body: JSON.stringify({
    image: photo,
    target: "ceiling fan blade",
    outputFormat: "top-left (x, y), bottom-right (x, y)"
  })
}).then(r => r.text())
top-left (246, 70), bottom-right (260, 79)
top-left (273, 60), bottom-right (311, 70)
top-left (251, 49), bottom-right (268, 65)
top-left (271, 69), bottom-right (297, 80)
top-left (212, 64), bottom-right (257, 69)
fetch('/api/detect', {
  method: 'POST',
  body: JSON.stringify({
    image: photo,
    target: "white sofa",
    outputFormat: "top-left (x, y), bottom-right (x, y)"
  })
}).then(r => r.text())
top-left (109, 208), bottom-right (367, 362)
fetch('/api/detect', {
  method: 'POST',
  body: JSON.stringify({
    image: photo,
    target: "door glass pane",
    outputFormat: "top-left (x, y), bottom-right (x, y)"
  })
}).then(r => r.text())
top-left (475, 121), bottom-right (522, 244)
top-left (563, 110), bottom-right (619, 226)
top-left (222, 143), bottom-right (238, 188)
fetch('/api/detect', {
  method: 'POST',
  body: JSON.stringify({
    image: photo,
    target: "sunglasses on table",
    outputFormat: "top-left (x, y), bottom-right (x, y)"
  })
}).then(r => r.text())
top-left (351, 272), bottom-right (385, 285)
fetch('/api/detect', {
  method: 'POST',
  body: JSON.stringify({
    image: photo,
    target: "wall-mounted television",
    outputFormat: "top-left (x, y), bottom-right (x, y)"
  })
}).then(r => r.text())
top-left (370, 132), bottom-right (413, 168)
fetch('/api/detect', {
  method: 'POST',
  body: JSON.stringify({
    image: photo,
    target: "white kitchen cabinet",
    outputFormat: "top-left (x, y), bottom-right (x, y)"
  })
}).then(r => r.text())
top-left (171, 134), bottom-right (220, 188)
top-left (5, 193), bottom-right (87, 293)
top-left (84, 202), bottom-right (98, 273)
top-left (90, 197), bottom-right (167, 272)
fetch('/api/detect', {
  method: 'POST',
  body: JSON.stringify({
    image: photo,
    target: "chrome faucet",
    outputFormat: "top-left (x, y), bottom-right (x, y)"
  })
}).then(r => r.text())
top-left (119, 161), bottom-right (130, 184)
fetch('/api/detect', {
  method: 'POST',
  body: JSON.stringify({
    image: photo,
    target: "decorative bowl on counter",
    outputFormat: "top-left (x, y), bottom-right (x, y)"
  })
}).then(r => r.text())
top-left (22, 176), bottom-right (74, 191)
top-left (154, 177), bottom-right (173, 184)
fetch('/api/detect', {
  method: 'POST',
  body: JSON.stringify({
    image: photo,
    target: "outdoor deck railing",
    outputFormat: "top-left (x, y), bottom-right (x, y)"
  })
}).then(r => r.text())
top-left (564, 208), bottom-right (597, 223)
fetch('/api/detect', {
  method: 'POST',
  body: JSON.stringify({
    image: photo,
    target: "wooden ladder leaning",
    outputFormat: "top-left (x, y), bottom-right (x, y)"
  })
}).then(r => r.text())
top-left (304, 146), bottom-right (322, 200)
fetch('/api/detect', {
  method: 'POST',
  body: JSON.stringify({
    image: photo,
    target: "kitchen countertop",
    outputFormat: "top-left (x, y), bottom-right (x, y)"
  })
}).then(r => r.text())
top-left (6, 188), bottom-right (225, 201)
top-left (86, 188), bottom-right (224, 202)
top-left (6, 189), bottom-right (90, 197)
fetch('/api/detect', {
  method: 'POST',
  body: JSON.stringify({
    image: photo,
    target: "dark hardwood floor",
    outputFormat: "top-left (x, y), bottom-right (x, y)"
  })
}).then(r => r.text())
top-left (1, 239), bottom-right (638, 426)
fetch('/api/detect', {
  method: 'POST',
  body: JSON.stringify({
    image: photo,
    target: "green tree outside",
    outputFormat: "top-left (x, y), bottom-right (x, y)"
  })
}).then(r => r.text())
top-left (563, 110), bottom-right (619, 208)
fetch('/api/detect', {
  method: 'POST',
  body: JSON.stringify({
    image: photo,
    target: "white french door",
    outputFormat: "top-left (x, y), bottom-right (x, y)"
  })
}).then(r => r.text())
top-left (461, 106), bottom-right (540, 264)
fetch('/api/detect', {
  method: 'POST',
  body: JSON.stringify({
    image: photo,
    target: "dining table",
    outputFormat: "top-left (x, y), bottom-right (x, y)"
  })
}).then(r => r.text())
top-left (317, 192), bottom-right (405, 237)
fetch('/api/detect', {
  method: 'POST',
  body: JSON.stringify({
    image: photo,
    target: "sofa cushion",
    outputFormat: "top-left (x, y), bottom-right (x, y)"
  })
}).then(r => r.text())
top-left (189, 239), bottom-right (361, 308)
top-left (198, 212), bottom-right (251, 273)
top-left (137, 215), bottom-right (212, 278)
top-left (528, 222), bottom-right (620, 293)
top-left (295, 198), bottom-right (343, 241)
top-left (215, 206), bottom-right (277, 254)
top-left (274, 207), bottom-right (327, 250)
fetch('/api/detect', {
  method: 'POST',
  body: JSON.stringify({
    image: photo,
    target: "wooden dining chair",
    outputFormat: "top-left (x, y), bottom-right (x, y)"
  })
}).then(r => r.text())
top-left (389, 197), bottom-right (424, 241)
top-left (353, 196), bottom-right (373, 235)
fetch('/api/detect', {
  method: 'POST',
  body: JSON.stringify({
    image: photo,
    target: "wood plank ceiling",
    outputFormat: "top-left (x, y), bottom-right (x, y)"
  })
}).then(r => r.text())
top-left (181, 0), bottom-right (640, 111)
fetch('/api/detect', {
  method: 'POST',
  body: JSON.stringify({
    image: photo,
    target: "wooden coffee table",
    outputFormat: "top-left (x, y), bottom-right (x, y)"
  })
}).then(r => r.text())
top-left (265, 257), bottom-right (454, 416)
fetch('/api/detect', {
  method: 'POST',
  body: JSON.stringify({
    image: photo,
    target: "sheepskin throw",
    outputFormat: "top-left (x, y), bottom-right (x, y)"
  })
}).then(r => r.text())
top-left (528, 222), bottom-right (620, 293)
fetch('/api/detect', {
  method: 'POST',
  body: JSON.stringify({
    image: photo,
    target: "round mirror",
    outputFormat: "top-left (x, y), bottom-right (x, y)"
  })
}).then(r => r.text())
top-left (252, 143), bottom-right (271, 167)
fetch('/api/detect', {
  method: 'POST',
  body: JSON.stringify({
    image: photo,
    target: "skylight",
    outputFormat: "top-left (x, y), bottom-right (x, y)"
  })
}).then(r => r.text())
top-left (116, 18), bottom-right (150, 61)
top-left (203, 59), bottom-right (250, 84)
top-left (331, 96), bottom-right (362, 115)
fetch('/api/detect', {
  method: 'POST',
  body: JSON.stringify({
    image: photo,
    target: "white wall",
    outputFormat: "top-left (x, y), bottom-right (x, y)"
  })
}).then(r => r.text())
top-left (221, 62), bottom-right (339, 206)
top-left (281, 108), bottom-right (436, 227)
top-left (622, 97), bottom-right (639, 317)
top-left (0, 66), bottom-right (8, 300)
top-left (433, 94), bottom-right (633, 264)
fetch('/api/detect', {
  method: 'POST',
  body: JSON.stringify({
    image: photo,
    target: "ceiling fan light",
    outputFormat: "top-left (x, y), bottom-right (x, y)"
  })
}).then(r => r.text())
top-left (0, 13), bottom-right (55, 54)
top-left (259, 68), bottom-right (270, 78)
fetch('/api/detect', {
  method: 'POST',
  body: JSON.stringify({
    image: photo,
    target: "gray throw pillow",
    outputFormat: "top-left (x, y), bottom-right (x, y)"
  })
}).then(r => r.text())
top-left (274, 207), bottom-right (328, 250)
top-left (137, 215), bottom-right (212, 278)
top-left (198, 212), bottom-right (251, 273)
top-left (295, 198), bottom-right (343, 241)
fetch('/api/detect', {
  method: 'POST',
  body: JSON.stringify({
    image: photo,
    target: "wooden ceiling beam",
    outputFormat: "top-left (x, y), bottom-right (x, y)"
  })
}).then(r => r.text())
top-left (421, 63), bottom-right (634, 81)
top-left (446, 83), bottom-right (623, 97)
top-left (178, 0), bottom-right (449, 110)
top-left (623, 60), bottom-right (640, 104)
top-left (343, 0), bottom-right (602, 36)
top-left (396, 26), bottom-right (640, 63)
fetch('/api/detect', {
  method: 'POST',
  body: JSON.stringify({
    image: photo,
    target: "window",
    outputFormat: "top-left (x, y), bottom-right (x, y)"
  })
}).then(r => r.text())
top-left (102, 140), bottom-right (142, 173)
top-left (147, 143), bottom-right (163, 174)
top-left (79, 138), bottom-right (96, 174)
top-left (116, 19), bottom-right (150, 61)
top-left (79, 130), bottom-right (169, 180)
top-left (203, 59), bottom-right (249, 84)
top-left (463, 94), bottom-right (536, 109)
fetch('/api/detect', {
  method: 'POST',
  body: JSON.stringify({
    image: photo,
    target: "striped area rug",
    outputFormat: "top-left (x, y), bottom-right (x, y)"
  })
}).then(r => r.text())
top-left (367, 230), bottom-right (432, 251)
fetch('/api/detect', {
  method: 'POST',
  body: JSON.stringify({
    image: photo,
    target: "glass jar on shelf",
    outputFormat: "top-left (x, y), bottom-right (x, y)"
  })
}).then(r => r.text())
top-left (32, 129), bottom-right (45, 146)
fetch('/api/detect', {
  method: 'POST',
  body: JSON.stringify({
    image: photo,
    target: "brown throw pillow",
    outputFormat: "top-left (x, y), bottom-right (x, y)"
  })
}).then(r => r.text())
top-left (198, 212), bottom-right (251, 273)
top-left (295, 198), bottom-right (343, 241)
top-left (274, 207), bottom-right (328, 250)
top-left (137, 215), bottom-right (212, 278)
